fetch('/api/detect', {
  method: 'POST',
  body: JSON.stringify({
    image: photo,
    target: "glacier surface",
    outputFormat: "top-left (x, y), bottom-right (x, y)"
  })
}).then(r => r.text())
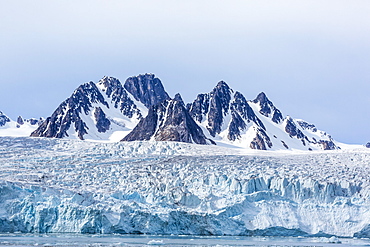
top-left (1, 136), bottom-right (370, 237)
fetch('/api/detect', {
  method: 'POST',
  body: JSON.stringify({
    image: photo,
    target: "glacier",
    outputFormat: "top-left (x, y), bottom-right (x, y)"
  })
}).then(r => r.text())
top-left (1, 136), bottom-right (370, 237)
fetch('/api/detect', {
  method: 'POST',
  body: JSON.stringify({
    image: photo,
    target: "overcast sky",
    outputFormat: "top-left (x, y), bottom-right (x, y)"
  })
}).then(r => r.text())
top-left (1, 1), bottom-right (369, 144)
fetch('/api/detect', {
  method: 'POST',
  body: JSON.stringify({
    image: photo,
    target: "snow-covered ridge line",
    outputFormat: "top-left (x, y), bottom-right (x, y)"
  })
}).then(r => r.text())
top-left (0, 73), bottom-right (344, 150)
top-left (1, 137), bottom-right (370, 237)
top-left (0, 111), bottom-right (42, 137)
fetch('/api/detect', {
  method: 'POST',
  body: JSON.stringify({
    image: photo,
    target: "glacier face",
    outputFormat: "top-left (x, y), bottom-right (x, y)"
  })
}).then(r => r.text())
top-left (1, 136), bottom-right (370, 237)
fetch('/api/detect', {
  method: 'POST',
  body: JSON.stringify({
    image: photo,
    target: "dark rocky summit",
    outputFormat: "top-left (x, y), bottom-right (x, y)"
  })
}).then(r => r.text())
top-left (31, 76), bottom-right (145, 140)
top-left (16, 116), bottom-right (43, 128)
top-left (122, 97), bottom-right (213, 145)
top-left (188, 81), bottom-right (235, 137)
top-left (228, 92), bottom-right (265, 141)
top-left (17, 116), bottom-right (24, 125)
top-left (28, 73), bottom-right (339, 150)
top-left (97, 76), bottom-right (143, 119)
top-left (186, 93), bottom-right (209, 123)
top-left (124, 74), bottom-right (170, 108)
top-left (187, 80), bottom-right (338, 150)
top-left (187, 81), bottom-right (267, 147)
top-left (253, 92), bottom-right (283, 124)
top-left (31, 82), bottom-right (105, 139)
top-left (0, 111), bottom-right (10, 127)
top-left (206, 81), bottom-right (233, 137)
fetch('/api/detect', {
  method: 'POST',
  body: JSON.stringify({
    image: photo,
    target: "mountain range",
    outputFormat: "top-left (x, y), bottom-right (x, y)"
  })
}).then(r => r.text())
top-left (1, 73), bottom-right (337, 150)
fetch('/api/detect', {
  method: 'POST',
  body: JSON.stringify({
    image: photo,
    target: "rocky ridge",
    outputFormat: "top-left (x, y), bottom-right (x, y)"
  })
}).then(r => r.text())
top-left (0, 111), bottom-right (10, 127)
top-left (187, 81), bottom-right (337, 150)
top-left (123, 94), bottom-right (214, 145)
top-left (4, 73), bottom-right (339, 150)
top-left (31, 76), bottom-right (150, 141)
top-left (0, 111), bottom-right (42, 137)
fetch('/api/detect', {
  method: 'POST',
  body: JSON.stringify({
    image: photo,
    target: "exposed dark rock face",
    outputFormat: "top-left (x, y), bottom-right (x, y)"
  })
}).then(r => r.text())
top-left (320, 140), bottom-right (337, 150)
top-left (188, 81), bottom-right (234, 137)
top-left (124, 74), bottom-right (170, 108)
top-left (228, 110), bottom-right (246, 141)
top-left (285, 117), bottom-right (305, 139)
top-left (123, 97), bottom-right (212, 145)
top-left (250, 129), bottom-right (272, 150)
top-left (297, 120), bottom-right (317, 132)
top-left (94, 107), bottom-right (110, 133)
top-left (227, 92), bottom-right (266, 142)
top-left (207, 81), bottom-right (233, 137)
top-left (281, 140), bottom-right (289, 149)
top-left (122, 105), bottom-right (158, 142)
top-left (16, 116), bottom-right (42, 128)
top-left (30, 118), bottom-right (42, 126)
top-left (0, 111), bottom-right (10, 127)
top-left (231, 92), bottom-right (265, 130)
top-left (31, 82), bottom-right (102, 140)
top-left (187, 94), bottom-right (209, 123)
top-left (253, 92), bottom-right (283, 124)
top-left (173, 93), bottom-right (185, 106)
top-left (31, 76), bottom-right (145, 140)
top-left (285, 117), bottom-right (337, 150)
top-left (98, 76), bottom-right (142, 119)
top-left (188, 81), bottom-right (233, 137)
top-left (188, 82), bottom-right (268, 148)
top-left (17, 116), bottom-right (24, 125)
top-left (28, 74), bottom-right (339, 150)
top-left (16, 116), bottom-right (43, 127)
top-left (366, 143), bottom-right (370, 148)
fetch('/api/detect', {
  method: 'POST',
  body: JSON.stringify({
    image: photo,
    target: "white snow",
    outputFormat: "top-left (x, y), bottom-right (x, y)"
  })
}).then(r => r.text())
top-left (0, 119), bottom-right (39, 137)
top-left (0, 136), bottom-right (370, 237)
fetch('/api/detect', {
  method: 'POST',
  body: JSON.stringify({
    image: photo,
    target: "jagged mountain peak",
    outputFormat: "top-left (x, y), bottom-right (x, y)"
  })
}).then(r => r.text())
top-left (252, 91), bottom-right (283, 124)
top-left (26, 73), bottom-right (339, 151)
top-left (17, 116), bottom-right (24, 125)
top-left (253, 91), bottom-right (269, 104)
top-left (97, 76), bottom-right (122, 91)
top-left (124, 73), bottom-right (170, 108)
top-left (0, 111), bottom-right (11, 127)
top-left (186, 81), bottom-right (338, 150)
top-left (215, 80), bottom-right (230, 88)
top-left (173, 93), bottom-right (185, 106)
top-left (31, 76), bottom-right (145, 140)
top-left (68, 81), bottom-right (108, 115)
top-left (211, 81), bottom-right (233, 98)
top-left (122, 97), bottom-right (213, 145)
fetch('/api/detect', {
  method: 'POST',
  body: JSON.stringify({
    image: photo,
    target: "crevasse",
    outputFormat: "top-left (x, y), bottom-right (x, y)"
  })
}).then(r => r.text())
top-left (0, 137), bottom-right (370, 237)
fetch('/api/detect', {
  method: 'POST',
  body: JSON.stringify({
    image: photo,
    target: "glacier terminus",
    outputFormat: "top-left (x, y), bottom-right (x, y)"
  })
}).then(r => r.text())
top-left (0, 137), bottom-right (370, 237)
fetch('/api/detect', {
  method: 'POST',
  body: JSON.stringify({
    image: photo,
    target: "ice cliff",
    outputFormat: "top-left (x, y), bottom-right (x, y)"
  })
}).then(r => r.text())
top-left (0, 136), bottom-right (370, 237)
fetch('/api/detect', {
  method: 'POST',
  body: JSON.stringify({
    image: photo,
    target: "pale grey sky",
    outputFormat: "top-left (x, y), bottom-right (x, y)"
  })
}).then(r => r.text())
top-left (1, 1), bottom-right (370, 144)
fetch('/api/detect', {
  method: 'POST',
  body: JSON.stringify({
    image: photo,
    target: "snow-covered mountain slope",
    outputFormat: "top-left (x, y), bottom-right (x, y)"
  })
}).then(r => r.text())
top-left (0, 111), bottom-right (42, 137)
top-left (4, 73), bottom-right (342, 150)
top-left (123, 94), bottom-right (215, 145)
top-left (187, 81), bottom-right (337, 151)
top-left (30, 75), bottom-right (169, 141)
top-left (0, 136), bottom-right (369, 237)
